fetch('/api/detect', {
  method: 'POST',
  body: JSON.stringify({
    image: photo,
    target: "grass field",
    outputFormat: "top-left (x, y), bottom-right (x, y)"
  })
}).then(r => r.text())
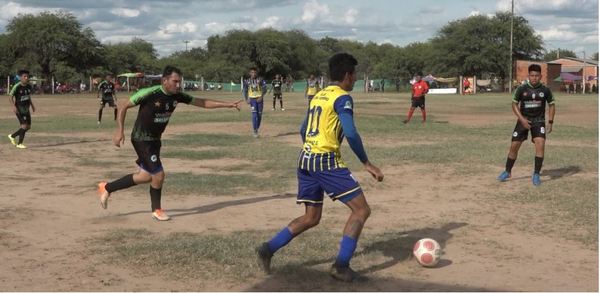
top-left (0, 89), bottom-right (597, 291)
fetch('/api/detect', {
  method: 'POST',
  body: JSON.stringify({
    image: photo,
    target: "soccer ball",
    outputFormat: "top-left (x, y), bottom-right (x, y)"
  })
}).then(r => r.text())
top-left (413, 238), bottom-right (442, 267)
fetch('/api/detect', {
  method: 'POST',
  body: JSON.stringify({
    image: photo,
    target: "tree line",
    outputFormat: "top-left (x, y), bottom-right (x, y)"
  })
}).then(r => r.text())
top-left (0, 11), bottom-right (596, 86)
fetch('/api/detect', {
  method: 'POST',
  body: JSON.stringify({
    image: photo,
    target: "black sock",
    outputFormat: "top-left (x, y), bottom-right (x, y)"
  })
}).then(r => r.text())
top-left (534, 156), bottom-right (544, 174)
top-left (505, 157), bottom-right (516, 173)
top-left (11, 128), bottom-right (23, 138)
top-left (280, 100), bottom-right (283, 108)
top-left (18, 129), bottom-right (27, 144)
top-left (98, 108), bottom-right (103, 122)
top-left (113, 108), bottom-right (118, 120)
top-left (105, 174), bottom-right (136, 193)
top-left (273, 99), bottom-right (276, 109)
top-left (150, 186), bottom-right (162, 211)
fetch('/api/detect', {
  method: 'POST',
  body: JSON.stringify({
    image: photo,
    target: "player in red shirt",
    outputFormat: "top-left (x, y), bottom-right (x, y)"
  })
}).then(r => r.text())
top-left (403, 72), bottom-right (429, 124)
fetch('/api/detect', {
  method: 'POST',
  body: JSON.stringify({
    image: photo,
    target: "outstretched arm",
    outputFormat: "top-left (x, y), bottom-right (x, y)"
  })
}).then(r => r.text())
top-left (191, 98), bottom-right (242, 110)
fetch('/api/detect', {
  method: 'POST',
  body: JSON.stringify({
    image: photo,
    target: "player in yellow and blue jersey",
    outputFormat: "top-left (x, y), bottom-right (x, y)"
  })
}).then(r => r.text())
top-left (304, 74), bottom-right (320, 104)
top-left (243, 67), bottom-right (267, 138)
top-left (257, 53), bottom-right (384, 282)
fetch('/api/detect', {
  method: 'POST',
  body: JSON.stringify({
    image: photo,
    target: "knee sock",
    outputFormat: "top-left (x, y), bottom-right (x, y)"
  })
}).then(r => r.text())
top-left (534, 156), bottom-right (544, 174)
top-left (18, 129), bottom-right (27, 144)
top-left (280, 99), bottom-right (283, 108)
top-left (267, 227), bottom-right (293, 254)
top-left (335, 235), bottom-right (358, 267)
top-left (406, 108), bottom-right (415, 121)
top-left (252, 111), bottom-right (259, 131)
top-left (105, 174), bottom-right (136, 193)
top-left (150, 186), bottom-right (162, 211)
top-left (506, 157), bottom-right (516, 173)
top-left (113, 108), bottom-right (118, 120)
top-left (98, 108), bottom-right (103, 122)
top-left (273, 98), bottom-right (276, 109)
top-left (11, 128), bottom-right (24, 139)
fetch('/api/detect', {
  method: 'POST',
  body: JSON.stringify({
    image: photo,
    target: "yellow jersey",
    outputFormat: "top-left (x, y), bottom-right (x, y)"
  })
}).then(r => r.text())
top-left (306, 79), bottom-right (319, 96)
top-left (298, 85), bottom-right (353, 171)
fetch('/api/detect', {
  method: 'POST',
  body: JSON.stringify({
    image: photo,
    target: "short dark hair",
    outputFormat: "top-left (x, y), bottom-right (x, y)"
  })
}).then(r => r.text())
top-left (162, 65), bottom-right (182, 78)
top-left (17, 69), bottom-right (29, 76)
top-left (249, 67), bottom-right (257, 72)
top-left (528, 64), bottom-right (542, 73)
top-left (328, 53), bottom-right (357, 82)
top-left (415, 71), bottom-right (423, 76)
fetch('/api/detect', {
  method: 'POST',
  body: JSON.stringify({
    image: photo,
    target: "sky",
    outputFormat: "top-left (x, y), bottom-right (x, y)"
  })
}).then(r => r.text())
top-left (0, 0), bottom-right (597, 58)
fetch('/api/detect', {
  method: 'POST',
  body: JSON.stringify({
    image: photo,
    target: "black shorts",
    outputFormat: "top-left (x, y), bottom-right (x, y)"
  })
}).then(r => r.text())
top-left (132, 140), bottom-right (163, 174)
top-left (100, 99), bottom-right (116, 107)
top-left (16, 112), bottom-right (31, 125)
top-left (273, 93), bottom-right (282, 99)
top-left (411, 96), bottom-right (425, 109)
top-left (511, 121), bottom-right (546, 142)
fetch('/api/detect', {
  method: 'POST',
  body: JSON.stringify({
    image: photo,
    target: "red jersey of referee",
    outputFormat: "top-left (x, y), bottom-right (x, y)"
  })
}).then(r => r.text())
top-left (412, 80), bottom-right (429, 98)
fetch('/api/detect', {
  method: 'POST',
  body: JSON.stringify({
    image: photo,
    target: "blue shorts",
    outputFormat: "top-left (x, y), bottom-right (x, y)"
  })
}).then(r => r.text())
top-left (297, 168), bottom-right (363, 205)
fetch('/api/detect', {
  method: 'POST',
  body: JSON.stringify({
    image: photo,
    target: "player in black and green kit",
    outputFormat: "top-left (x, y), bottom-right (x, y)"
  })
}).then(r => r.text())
top-left (97, 66), bottom-right (242, 221)
top-left (497, 64), bottom-right (556, 186)
top-left (97, 74), bottom-right (117, 125)
top-left (270, 74), bottom-right (285, 111)
top-left (7, 70), bottom-right (35, 149)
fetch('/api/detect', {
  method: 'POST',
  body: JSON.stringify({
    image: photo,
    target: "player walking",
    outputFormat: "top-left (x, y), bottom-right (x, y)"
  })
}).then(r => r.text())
top-left (497, 64), bottom-right (556, 186)
top-left (257, 53), bottom-right (384, 282)
top-left (304, 74), bottom-right (320, 104)
top-left (7, 70), bottom-right (35, 149)
top-left (97, 74), bottom-right (117, 125)
top-left (243, 67), bottom-right (267, 138)
top-left (96, 66), bottom-right (241, 221)
top-left (403, 72), bottom-right (429, 124)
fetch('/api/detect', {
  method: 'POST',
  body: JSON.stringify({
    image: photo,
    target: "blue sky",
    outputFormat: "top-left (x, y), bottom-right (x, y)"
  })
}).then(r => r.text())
top-left (0, 0), bottom-right (597, 58)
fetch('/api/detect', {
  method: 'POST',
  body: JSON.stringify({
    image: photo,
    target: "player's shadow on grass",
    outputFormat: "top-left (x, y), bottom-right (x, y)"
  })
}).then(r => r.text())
top-left (116, 193), bottom-right (296, 218)
top-left (510, 165), bottom-right (581, 181)
top-left (299, 222), bottom-right (467, 274)
top-left (34, 138), bottom-right (110, 148)
top-left (247, 257), bottom-right (495, 292)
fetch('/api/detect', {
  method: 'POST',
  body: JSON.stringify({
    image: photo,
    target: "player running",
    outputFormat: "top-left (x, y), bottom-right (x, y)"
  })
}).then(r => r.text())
top-left (257, 53), bottom-right (384, 282)
top-left (7, 69), bottom-right (35, 149)
top-left (243, 67), bottom-right (267, 138)
top-left (96, 66), bottom-right (241, 221)
top-left (270, 74), bottom-right (285, 111)
top-left (97, 74), bottom-right (117, 125)
top-left (497, 64), bottom-right (556, 186)
top-left (403, 72), bottom-right (429, 124)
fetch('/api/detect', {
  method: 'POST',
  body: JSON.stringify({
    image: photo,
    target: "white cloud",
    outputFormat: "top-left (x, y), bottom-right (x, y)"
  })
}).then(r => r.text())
top-left (260, 16), bottom-right (280, 29)
top-left (344, 8), bottom-right (358, 24)
top-left (110, 8), bottom-right (141, 18)
top-left (301, 0), bottom-right (330, 23)
top-left (0, 1), bottom-right (56, 26)
top-left (469, 10), bottom-right (481, 16)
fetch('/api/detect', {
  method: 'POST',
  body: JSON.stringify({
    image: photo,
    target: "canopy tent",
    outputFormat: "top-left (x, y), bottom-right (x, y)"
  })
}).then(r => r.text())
top-left (554, 72), bottom-right (582, 82)
top-left (117, 72), bottom-right (144, 78)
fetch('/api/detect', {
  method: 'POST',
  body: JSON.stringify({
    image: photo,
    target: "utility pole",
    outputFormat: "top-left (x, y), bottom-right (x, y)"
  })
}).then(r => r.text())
top-left (183, 40), bottom-right (190, 51)
top-left (582, 50), bottom-right (586, 94)
top-left (508, 0), bottom-right (514, 94)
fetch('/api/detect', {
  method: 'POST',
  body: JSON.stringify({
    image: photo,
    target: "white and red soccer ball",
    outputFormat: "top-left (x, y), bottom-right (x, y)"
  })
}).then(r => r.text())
top-left (413, 238), bottom-right (442, 267)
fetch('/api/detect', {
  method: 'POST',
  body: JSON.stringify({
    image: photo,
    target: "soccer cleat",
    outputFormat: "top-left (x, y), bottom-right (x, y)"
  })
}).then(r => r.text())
top-left (97, 121), bottom-right (101, 125)
top-left (256, 242), bottom-right (273, 274)
top-left (402, 119), bottom-right (409, 124)
top-left (281, 108), bottom-right (285, 111)
top-left (330, 263), bottom-right (359, 282)
top-left (253, 131), bottom-right (259, 138)
top-left (7, 134), bottom-right (16, 146)
top-left (497, 171), bottom-right (511, 182)
top-left (97, 182), bottom-right (110, 209)
top-left (15, 144), bottom-right (27, 149)
top-left (532, 173), bottom-right (541, 186)
top-left (152, 209), bottom-right (171, 221)
top-left (271, 108), bottom-right (276, 111)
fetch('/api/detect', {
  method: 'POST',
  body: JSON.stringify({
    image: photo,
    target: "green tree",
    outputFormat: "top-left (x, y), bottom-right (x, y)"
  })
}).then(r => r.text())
top-left (6, 11), bottom-right (103, 80)
top-left (104, 38), bottom-right (159, 74)
top-left (431, 12), bottom-right (543, 79)
top-left (543, 49), bottom-right (577, 61)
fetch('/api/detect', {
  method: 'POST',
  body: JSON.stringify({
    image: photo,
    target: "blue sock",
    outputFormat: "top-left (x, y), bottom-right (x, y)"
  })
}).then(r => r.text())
top-left (267, 227), bottom-right (293, 254)
top-left (335, 235), bottom-right (357, 267)
top-left (252, 112), bottom-right (258, 131)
